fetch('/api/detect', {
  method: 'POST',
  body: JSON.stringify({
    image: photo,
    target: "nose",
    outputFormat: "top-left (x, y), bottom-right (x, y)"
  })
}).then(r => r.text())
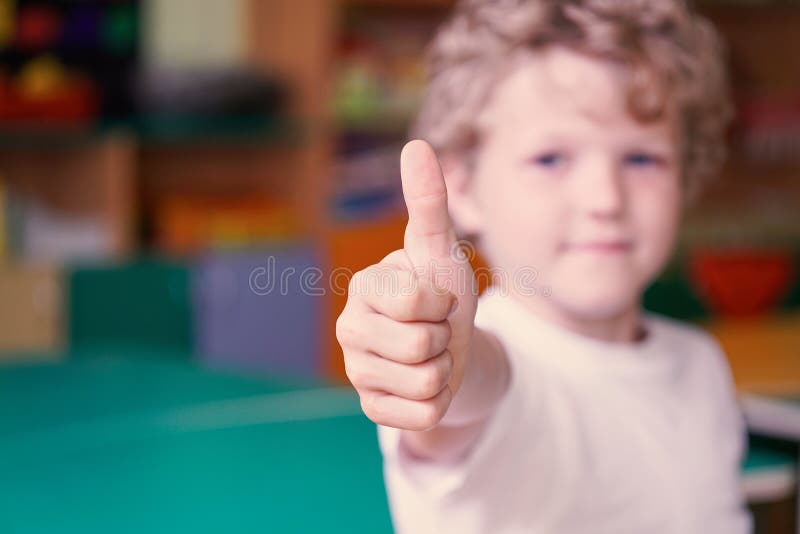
top-left (572, 156), bottom-right (625, 220)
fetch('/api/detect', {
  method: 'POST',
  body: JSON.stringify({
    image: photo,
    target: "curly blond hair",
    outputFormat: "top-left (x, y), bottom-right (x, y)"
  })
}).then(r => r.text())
top-left (412, 0), bottom-right (735, 201)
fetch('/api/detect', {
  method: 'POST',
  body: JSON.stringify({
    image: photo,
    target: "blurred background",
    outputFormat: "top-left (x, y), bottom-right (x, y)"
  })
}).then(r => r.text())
top-left (0, 0), bottom-right (797, 532)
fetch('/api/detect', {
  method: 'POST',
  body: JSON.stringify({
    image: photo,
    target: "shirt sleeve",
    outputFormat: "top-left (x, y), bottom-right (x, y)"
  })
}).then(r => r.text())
top-left (377, 342), bottom-right (524, 499)
top-left (376, 301), bottom-right (543, 533)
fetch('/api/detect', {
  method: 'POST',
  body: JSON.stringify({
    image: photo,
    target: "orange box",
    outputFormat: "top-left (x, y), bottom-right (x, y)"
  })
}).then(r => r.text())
top-left (325, 213), bottom-right (407, 381)
top-left (156, 195), bottom-right (297, 255)
top-left (0, 263), bottom-right (64, 358)
top-left (323, 213), bottom-right (491, 382)
top-left (705, 314), bottom-right (800, 393)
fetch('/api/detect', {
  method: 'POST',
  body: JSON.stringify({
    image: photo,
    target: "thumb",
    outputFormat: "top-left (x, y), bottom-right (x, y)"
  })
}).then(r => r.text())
top-left (400, 140), bottom-right (458, 272)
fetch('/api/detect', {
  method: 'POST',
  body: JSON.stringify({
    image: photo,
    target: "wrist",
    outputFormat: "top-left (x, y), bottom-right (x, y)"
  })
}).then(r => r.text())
top-left (438, 327), bottom-right (509, 428)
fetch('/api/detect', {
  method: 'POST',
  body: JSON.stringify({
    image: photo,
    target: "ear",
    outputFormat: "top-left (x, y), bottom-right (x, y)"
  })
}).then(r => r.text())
top-left (440, 153), bottom-right (483, 238)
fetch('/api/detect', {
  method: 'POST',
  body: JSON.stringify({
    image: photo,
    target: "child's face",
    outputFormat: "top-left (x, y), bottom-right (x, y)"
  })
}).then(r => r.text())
top-left (458, 46), bottom-right (682, 321)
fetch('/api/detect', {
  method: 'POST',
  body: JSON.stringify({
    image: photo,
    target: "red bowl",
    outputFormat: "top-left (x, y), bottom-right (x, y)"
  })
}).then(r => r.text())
top-left (689, 247), bottom-right (796, 317)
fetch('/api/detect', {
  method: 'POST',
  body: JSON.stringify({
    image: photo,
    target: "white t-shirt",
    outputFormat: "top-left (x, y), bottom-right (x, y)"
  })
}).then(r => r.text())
top-left (378, 291), bottom-right (752, 534)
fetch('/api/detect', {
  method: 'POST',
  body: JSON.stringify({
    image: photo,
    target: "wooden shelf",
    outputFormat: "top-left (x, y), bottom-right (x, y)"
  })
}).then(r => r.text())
top-left (0, 116), bottom-right (305, 149)
top-left (2, 0), bottom-right (797, 376)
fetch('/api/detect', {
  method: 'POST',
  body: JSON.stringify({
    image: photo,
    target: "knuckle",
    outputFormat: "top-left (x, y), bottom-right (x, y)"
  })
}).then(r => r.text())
top-left (347, 269), bottom-right (365, 296)
top-left (350, 266), bottom-right (380, 297)
top-left (344, 360), bottom-right (368, 388)
top-left (441, 319), bottom-right (453, 342)
top-left (335, 315), bottom-right (358, 347)
top-left (399, 286), bottom-right (424, 319)
top-left (417, 401), bottom-right (444, 430)
top-left (408, 328), bottom-right (433, 360)
top-left (430, 323), bottom-right (451, 354)
top-left (438, 350), bottom-right (454, 379)
top-left (361, 394), bottom-right (390, 426)
top-left (372, 265), bottom-right (399, 296)
top-left (342, 357), bottom-right (357, 384)
top-left (365, 264), bottom-right (398, 297)
top-left (334, 314), bottom-right (348, 343)
top-left (359, 394), bottom-right (379, 422)
top-left (415, 363), bottom-right (447, 399)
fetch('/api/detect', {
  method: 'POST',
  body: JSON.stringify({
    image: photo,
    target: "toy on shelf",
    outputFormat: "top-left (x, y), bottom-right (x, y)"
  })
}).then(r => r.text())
top-left (155, 195), bottom-right (298, 256)
top-left (0, 55), bottom-right (98, 124)
top-left (334, 7), bottom-right (441, 132)
top-left (333, 141), bottom-right (405, 222)
top-left (0, 0), bottom-right (139, 123)
top-left (0, 0), bottom-right (13, 49)
top-left (689, 246), bottom-right (796, 318)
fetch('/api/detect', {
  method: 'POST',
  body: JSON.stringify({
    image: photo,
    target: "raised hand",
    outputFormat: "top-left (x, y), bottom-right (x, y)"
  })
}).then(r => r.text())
top-left (336, 140), bottom-right (478, 431)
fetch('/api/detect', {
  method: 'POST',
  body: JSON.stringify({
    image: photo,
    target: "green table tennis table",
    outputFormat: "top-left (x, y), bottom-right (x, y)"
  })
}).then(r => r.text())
top-left (0, 353), bottom-right (394, 533)
top-left (1, 352), bottom-right (795, 533)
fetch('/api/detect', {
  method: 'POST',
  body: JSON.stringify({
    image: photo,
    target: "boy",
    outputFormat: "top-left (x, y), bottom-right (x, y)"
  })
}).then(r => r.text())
top-left (336, 0), bottom-right (751, 532)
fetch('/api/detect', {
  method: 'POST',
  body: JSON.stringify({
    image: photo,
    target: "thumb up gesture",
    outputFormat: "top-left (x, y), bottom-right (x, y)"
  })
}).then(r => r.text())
top-left (336, 140), bottom-right (478, 431)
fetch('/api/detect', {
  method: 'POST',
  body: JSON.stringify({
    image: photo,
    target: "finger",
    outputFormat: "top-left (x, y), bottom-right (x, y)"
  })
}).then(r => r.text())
top-left (400, 140), bottom-right (458, 267)
top-left (349, 264), bottom-right (456, 322)
top-left (345, 314), bottom-right (452, 364)
top-left (347, 349), bottom-right (453, 401)
top-left (378, 249), bottom-right (413, 270)
top-left (360, 386), bottom-right (453, 431)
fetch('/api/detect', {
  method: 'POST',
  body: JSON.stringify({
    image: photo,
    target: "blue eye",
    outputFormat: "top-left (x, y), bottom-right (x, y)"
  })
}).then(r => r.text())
top-left (531, 152), bottom-right (565, 167)
top-left (625, 153), bottom-right (662, 166)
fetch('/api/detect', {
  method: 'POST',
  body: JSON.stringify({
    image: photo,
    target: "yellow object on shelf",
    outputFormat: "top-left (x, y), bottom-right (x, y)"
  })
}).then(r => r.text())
top-left (704, 313), bottom-right (800, 394)
top-left (17, 55), bottom-right (69, 99)
top-left (0, 0), bottom-right (13, 49)
top-left (0, 264), bottom-right (64, 358)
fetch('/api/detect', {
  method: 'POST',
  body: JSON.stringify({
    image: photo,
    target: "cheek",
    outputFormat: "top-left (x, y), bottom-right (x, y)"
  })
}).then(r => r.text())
top-left (630, 179), bottom-right (682, 273)
top-left (475, 168), bottom-right (565, 269)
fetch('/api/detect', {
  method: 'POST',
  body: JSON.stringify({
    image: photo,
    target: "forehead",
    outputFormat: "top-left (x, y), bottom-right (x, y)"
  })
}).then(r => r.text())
top-left (477, 47), bottom-right (677, 144)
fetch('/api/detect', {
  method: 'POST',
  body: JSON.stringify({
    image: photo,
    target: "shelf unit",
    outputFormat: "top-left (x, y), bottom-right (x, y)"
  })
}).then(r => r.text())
top-left (0, 0), bottom-right (338, 257)
top-left (0, 0), bottom-right (797, 377)
top-left (2, 1), bottom-right (797, 255)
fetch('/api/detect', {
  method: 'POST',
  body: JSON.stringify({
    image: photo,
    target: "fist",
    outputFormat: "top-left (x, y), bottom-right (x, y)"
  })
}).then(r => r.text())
top-left (336, 140), bottom-right (478, 431)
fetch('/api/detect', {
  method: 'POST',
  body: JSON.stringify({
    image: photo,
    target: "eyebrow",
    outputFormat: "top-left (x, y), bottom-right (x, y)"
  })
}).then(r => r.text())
top-left (622, 139), bottom-right (676, 151)
top-left (519, 131), bottom-right (674, 148)
top-left (575, 102), bottom-right (677, 141)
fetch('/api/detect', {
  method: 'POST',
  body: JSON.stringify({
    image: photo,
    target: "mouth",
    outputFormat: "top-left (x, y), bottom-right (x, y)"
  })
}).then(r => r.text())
top-left (562, 241), bottom-right (633, 254)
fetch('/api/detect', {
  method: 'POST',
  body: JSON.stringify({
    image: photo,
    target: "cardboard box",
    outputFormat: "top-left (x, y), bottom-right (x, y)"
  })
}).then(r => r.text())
top-left (0, 263), bottom-right (63, 357)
